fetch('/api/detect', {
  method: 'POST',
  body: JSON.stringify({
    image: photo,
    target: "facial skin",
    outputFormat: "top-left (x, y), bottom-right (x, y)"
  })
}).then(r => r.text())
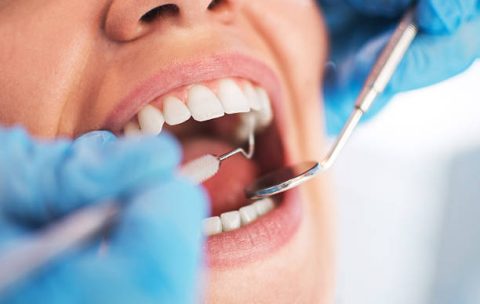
top-left (0, 0), bottom-right (333, 302)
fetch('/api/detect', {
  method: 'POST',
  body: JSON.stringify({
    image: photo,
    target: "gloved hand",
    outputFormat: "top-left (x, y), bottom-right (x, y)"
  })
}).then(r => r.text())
top-left (0, 127), bottom-right (208, 304)
top-left (320, 0), bottom-right (480, 134)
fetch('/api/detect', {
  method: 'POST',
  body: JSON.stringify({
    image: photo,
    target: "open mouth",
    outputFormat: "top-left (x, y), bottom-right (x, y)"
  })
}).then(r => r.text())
top-left (106, 54), bottom-right (302, 266)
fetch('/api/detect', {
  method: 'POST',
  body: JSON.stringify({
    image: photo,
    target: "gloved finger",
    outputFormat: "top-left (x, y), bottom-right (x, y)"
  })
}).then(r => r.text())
top-left (324, 16), bottom-right (480, 134)
top-left (352, 16), bottom-right (480, 118)
top-left (109, 179), bottom-right (208, 303)
top-left (0, 127), bottom-right (182, 225)
top-left (345, 0), bottom-right (480, 33)
top-left (389, 16), bottom-right (480, 92)
top-left (1, 180), bottom-right (208, 304)
top-left (73, 130), bottom-right (117, 146)
top-left (0, 218), bottom-right (29, 247)
top-left (417, 0), bottom-right (480, 34)
top-left (324, 29), bottom-right (394, 134)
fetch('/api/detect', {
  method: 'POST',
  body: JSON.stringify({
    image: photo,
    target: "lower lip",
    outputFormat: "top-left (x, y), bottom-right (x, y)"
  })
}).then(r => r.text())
top-left (205, 189), bottom-right (302, 268)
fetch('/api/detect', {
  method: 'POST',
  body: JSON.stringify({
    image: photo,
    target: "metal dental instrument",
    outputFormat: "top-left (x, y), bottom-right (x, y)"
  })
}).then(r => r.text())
top-left (246, 7), bottom-right (419, 200)
top-left (180, 116), bottom-right (255, 184)
top-left (0, 122), bottom-right (256, 294)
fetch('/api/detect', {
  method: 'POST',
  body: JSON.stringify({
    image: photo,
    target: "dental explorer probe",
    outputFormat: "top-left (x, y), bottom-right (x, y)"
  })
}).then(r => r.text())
top-left (179, 116), bottom-right (255, 184)
top-left (0, 122), bottom-right (256, 294)
top-left (246, 7), bottom-right (419, 200)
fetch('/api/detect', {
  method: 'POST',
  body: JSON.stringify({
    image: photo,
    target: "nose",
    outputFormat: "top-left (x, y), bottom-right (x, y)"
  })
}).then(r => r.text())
top-left (105, 0), bottom-right (238, 42)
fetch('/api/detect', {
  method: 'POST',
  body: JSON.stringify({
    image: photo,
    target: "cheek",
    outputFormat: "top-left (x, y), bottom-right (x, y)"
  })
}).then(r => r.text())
top-left (277, 0), bottom-right (326, 83)
top-left (0, 2), bottom-right (99, 137)
top-left (245, 0), bottom-right (326, 88)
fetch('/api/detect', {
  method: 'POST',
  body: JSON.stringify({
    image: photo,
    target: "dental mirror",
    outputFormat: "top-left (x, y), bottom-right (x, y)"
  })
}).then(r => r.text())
top-left (245, 161), bottom-right (320, 200)
top-left (245, 7), bottom-right (418, 200)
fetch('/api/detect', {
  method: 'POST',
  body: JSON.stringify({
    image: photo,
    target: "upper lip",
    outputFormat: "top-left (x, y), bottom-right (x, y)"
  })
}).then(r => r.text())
top-left (103, 52), bottom-right (285, 132)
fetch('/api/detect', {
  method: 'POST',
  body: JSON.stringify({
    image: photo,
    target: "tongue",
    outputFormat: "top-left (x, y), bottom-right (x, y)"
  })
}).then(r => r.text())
top-left (182, 137), bottom-right (258, 216)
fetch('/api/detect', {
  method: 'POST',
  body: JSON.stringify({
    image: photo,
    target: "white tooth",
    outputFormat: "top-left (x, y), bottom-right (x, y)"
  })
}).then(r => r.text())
top-left (235, 112), bottom-right (255, 141)
top-left (255, 87), bottom-right (273, 127)
top-left (243, 83), bottom-right (261, 111)
top-left (217, 79), bottom-right (250, 114)
top-left (187, 85), bottom-right (224, 122)
top-left (163, 96), bottom-right (191, 125)
top-left (124, 121), bottom-right (142, 137)
top-left (253, 198), bottom-right (275, 216)
top-left (239, 204), bottom-right (258, 225)
top-left (203, 216), bottom-right (223, 236)
top-left (220, 211), bottom-right (241, 232)
top-left (137, 105), bottom-right (165, 135)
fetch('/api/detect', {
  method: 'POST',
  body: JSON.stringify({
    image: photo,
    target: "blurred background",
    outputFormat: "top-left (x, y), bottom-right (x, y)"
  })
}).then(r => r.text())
top-left (332, 60), bottom-right (480, 304)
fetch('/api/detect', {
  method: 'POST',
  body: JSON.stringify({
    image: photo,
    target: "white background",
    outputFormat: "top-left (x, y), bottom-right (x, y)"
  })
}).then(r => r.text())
top-left (333, 61), bottom-right (480, 304)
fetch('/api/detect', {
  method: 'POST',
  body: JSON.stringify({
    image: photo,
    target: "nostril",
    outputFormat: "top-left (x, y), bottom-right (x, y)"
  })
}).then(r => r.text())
top-left (140, 4), bottom-right (180, 23)
top-left (208, 0), bottom-right (227, 10)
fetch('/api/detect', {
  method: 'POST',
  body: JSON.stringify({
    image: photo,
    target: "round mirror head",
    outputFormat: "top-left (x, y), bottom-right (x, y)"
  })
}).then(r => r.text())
top-left (245, 161), bottom-right (320, 200)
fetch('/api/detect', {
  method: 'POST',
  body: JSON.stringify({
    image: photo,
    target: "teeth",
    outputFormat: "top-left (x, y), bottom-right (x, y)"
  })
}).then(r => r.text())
top-left (221, 211), bottom-right (241, 232)
top-left (217, 79), bottom-right (250, 114)
top-left (163, 96), bottom-right (191, 125)
top-left (236, 87), bottom-right (273, 140)
top-left (234, 112), bottom-right (255, 141)
top-left (243, 83), bottom-right (262, 111)
top-left (187, 85), bottom-right (225, 122)
top-left (253, 198), bottom-right (275, 216)
top-left (254, 88), bottom-right (273, 128)
top-left (137, 104), bottom-right (165, 135)
top-left (203, 216), bottom-right (222, 236)
top-left (124, 121), bottom-right (142, 137)
top-left (203, 198), bottom-right (276, 236)
top-left (122, 79), bottom-right (274, 137)
top-left (239, 204), bottom-right (258, 225)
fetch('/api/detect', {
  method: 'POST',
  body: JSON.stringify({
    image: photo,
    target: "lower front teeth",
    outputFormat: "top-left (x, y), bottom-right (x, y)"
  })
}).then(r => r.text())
top-left (203, 198), bottom-right (275, 237)
top-left (220, 211), bottom-right (242, 232)
top-left (239, 204), bottom-right (257, 225)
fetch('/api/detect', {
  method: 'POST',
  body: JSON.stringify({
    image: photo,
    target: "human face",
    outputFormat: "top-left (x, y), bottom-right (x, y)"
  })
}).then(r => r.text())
top-left (0, 0), bottom-right (333, 302)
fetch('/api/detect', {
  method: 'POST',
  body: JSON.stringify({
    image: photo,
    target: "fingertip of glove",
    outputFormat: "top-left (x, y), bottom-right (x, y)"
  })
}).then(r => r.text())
top-left (57, 133), bottom-right (183, 207)
top-left (73, 131), bottom-right (117, 150)
top-left (126, 178), bottom-right (209, 226)
top-left (417, 0), bottom-right (474, 34)
top-left (118, 132), bottom-right (182, 164)
top-left (0, 125), bottom-right (34, 148)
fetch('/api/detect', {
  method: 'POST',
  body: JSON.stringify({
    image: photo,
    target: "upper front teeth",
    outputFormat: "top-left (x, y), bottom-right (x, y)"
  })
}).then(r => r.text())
top-left (243, 83), bottom-right (262, 111)
top-left (125, 78), bottom-right (273, 136)
top-left (217, 79), bottom-right (250, 114)
top-left (137, 105), bottom-right (165, 135)
top-left (187, 85), bottom-right (225, 122)
top-left (163, 96), bottom-right (191, 125)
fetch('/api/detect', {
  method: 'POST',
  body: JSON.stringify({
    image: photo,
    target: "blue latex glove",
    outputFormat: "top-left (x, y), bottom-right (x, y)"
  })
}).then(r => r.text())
top-left (320, 0), bottom-right (480, 134)
top-left (0, 127), bottom-right (208, 304)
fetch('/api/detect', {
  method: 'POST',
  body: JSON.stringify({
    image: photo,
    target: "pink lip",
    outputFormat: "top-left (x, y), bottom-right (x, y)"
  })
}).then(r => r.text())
top-left (206, 190), bottom-right (302, 268)
top-left (104, 53), bottom-right (284, 132)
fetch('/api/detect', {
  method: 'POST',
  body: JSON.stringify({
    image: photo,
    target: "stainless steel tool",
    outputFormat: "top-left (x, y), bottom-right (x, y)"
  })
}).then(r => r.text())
top-left (245, 7), bottom-right (418, 200)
